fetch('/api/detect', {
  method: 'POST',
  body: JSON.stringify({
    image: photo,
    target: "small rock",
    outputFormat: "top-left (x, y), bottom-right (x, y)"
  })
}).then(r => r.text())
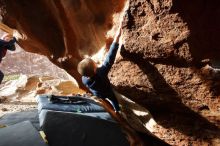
top-left (0, 97), bottom-right (7, 103)
top-left (1, 108), bottom-right (8, 111)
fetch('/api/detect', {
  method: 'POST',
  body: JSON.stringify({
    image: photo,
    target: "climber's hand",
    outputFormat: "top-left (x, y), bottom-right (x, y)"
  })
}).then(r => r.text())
top-left (113, 26), bottom-right (122, 43)
top-left (2, 34), bottom-right (14, 42)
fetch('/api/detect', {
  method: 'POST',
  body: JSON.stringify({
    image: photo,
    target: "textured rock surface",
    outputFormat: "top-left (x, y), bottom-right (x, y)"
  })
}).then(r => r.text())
top-left (1, 0), bottom-right (220, 145)
top-left (109, 0), bottom-right (220, 145)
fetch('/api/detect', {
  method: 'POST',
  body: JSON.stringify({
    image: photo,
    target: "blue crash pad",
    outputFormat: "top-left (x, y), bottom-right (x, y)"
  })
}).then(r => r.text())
top-left (36, 95), bottom-right (106, 113)
top-left (36, 95), bottom-right (114, 127)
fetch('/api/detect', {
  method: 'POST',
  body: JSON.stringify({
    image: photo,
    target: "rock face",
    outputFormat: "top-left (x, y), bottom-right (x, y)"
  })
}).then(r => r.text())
top-left (0, 0), bottom-right (126, 87)
top-left (109, 0), bottom-right (220, 145)
top-left (1, 0), bottom-right (220, 145)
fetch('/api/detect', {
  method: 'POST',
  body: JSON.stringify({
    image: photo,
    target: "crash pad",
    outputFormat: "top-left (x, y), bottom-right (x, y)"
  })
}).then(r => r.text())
top-left (0, 121), bottom-right (47, 146)
top-left (37, 95), bottom-right (114, 127)
top-left (0, 110), bottom-right (39, 130)
top-left (42, 111), bottom-right (129, 146)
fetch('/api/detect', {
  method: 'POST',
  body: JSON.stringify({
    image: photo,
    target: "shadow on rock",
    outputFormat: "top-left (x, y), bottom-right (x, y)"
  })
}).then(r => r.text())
top-left (119, 46), bottom-right (220, 142)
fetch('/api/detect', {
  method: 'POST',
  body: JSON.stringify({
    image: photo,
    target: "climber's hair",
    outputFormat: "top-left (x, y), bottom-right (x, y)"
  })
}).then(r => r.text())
top-left (77, 58), bottom-right (96, 77)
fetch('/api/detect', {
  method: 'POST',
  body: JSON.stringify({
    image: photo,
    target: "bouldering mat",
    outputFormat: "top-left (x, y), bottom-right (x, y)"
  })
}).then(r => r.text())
top-left (42, 111), bottom-right (129, 146)
top-left (0, 121), bottom-right (47, 146)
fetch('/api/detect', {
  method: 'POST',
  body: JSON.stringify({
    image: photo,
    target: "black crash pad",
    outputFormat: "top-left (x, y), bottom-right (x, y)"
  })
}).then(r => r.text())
top-left (0, 121), bottom-right (47, 146)
top-left (42, 111), bottom-right (129, 146)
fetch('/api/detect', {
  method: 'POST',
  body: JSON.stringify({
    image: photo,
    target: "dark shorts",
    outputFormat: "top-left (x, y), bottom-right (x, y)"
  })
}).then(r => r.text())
top-left (0, 70), bottom-right (4, 84)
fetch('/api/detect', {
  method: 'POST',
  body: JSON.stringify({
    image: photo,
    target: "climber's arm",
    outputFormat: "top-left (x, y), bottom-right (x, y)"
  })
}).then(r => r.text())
top-left (101, 26), bottom-right (122, 75)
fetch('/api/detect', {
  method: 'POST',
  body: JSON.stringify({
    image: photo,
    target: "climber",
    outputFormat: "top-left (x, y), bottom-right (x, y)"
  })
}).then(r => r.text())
top-left (77, 22), bottom-right (122, 112)
top-left (0, 34), bottom-right (17, 83)
top-left (0, 22), bottom-right (26, 83)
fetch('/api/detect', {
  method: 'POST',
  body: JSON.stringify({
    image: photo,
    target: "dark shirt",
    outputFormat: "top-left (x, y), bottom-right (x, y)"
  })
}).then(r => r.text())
top-left (82, 42), bottom-right (120, 111)
top-left (0, 37), bottom-right (16, 51)
top-left (0, 37), bottom-right (16, 62)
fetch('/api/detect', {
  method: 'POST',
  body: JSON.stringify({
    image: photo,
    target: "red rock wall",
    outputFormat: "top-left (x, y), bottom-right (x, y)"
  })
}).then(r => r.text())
top-left (1, 0), bottom-right (220, 145)
top-left (109, 0), bottom-right (220, 145)
top-left (110, 0), bottom-right (220, 111)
